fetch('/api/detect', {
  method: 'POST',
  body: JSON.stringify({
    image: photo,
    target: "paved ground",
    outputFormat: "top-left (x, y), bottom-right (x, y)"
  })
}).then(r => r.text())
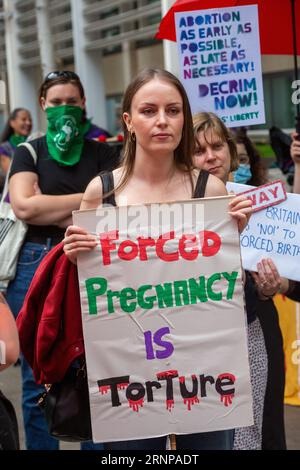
top-left (1, 365), bottom-right (79, 450)
top-left (1, 162), bottom-right (298, 451)
top-left (1, 364), bottom-right (300, 450)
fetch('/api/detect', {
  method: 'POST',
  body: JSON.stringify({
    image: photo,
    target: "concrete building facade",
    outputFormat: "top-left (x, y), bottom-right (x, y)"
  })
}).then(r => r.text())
top-left (0, 0), bottom-right (298, 135)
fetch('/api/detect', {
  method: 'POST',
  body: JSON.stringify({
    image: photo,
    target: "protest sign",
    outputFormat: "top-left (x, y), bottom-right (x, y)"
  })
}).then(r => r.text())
top-left (175, 5), bottom-right (265, 127)
top-left (74, 197), bottom-right (253, 443)
top-left (227, 182), bottom-right (300, 281)
top-left (237, 180), bottom-right (287, 213)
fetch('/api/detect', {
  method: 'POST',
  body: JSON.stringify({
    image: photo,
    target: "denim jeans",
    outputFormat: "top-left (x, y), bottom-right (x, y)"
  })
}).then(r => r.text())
top-left (6, 241), bottom-right (103, 451)
top-left (104, 429), bottom-right (234, 450)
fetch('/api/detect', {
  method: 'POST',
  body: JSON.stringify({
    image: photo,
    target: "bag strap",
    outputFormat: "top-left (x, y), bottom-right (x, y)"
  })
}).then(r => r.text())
top-left (98, 171), bottom-right (116, 206)
top-left (193, 170), bottom-right (209, 199)
top-left (18, 142), bottom-right (38, 165)
top-left (1, 142), bottom-right (38, 203)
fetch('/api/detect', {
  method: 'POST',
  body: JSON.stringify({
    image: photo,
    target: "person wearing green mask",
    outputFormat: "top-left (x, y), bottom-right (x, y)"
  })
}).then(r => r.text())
top-left (6, 70), bottom-right (120, 451)
top-left (0, 108), bottom-right (32, 177)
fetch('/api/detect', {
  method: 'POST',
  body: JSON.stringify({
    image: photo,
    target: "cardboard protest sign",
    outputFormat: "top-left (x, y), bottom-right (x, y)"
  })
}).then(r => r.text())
top-left (74, 197), bottom-right (253, 443)
top-left (227, 182), bottom-right (300, 281)
top-left (175, 5), bottom-right (265, 127)
top-left (237, 180), bottom-right (287, 213)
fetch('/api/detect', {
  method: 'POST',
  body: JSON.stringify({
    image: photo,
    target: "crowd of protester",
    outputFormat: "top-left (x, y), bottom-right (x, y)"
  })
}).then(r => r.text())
top-left (1, 67), bottom-right (300, 451)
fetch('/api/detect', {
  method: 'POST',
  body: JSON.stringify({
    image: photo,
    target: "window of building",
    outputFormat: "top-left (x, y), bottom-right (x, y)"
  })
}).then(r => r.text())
top-left (106, 94), bottom-right (123, 135)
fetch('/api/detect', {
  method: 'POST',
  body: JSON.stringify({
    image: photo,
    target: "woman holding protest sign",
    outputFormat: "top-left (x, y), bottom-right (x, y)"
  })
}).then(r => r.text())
top-left (235, 131), bottom-right (287, 450)
top-left (192, 111), bottom-right (289, 450)
top-left (7, 70), bottom-right (119, 450)
top-left (63, 68), bottom-right (252, 450)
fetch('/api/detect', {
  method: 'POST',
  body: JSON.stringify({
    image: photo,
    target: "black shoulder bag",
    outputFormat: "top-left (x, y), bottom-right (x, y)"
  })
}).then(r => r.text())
top-left (0, 389), bottom-right (20, 449)
top-left (38, 363), bottom-right (92, 442)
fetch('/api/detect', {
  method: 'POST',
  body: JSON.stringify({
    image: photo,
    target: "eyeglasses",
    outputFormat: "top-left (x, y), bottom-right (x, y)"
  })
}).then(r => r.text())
top-left (44, 70), bottom-right (80, 82)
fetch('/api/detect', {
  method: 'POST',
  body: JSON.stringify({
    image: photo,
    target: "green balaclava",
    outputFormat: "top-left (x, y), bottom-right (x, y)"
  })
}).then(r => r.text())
top-left (9, 134), bottom-right (27, 147)
top-left (46, 105), bottom-right (88, 166)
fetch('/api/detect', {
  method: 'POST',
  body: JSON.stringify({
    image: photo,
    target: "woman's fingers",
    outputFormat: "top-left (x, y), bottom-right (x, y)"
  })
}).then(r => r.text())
top-left (64, 233), bottom-right (97, 244)
top-left (64, 225), bottom-right (89, 237)
top-left (63, 225), bottom-right (97, 264)
top-left (228, 195), bottom-right (253, 216)
top-left (228, 194), bottom-right (251, 207)
top-left (256, 258), bottom-right (281, 295)
top-left (228, 195), bottom-right (253, 233)
top-left (229, 207), bottom-right (253, 218)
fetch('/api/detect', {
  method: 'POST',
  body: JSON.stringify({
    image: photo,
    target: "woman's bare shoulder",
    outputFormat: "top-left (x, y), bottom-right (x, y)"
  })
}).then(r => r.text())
top-left (81, 176), bottom-right (103, 210)
top-left (204, 173), bottom-right (228, 197)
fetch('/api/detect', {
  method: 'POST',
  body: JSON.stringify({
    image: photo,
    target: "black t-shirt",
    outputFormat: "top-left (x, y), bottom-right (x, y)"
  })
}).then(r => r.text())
top-left (9, 136), bottom-right (120, 240)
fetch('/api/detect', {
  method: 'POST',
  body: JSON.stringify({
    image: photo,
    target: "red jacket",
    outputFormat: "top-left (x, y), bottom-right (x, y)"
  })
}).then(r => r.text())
top-left (17, 243), bottom-right (84, 384)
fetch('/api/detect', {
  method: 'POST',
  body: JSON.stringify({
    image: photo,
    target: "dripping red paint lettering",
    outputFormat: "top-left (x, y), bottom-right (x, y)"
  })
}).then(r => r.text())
top-left (97, 371), bottom-right (236, 412)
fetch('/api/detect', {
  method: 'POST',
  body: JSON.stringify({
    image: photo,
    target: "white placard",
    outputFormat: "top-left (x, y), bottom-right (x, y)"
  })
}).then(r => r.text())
top-left (175, 5), bottom-right (265, 127)
top-left (227, 182), bottom-right (300, 281)
top-left (74, 197), bottom-right (253, 443)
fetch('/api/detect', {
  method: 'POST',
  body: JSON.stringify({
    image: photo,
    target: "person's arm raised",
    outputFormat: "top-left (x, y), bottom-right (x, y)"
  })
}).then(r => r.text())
top-left (9, 172), bottom-right (83, 225)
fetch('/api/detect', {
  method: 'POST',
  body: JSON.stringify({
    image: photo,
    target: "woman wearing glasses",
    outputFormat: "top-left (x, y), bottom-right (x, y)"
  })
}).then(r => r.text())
top-left (6, 70), bottom-right (119, 450)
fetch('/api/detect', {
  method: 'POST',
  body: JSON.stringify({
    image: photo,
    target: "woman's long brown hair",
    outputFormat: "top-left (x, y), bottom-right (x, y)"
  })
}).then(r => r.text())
top-left (113, 68), bottom-right (196, 196)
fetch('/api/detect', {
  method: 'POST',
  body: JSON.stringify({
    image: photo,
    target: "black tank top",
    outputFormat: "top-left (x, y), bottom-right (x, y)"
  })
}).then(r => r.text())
top-left (98, 169), bottom-right (210, 205)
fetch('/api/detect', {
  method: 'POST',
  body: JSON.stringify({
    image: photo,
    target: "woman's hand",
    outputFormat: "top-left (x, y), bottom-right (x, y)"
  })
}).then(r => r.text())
top-left (251, 258), bottom-right (288, 298)
top-left (228, 194), bottom-right (253, 234)
top-left (63, 225), bottom-right (98, 265)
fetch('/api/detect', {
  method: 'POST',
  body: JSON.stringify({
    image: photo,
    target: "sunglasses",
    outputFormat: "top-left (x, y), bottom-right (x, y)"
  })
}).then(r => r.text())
top-left (44, 70), bottom-right (80, 82)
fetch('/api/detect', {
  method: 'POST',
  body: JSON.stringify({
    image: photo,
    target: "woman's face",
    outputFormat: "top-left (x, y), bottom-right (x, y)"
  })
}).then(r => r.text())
top-left (236, 143), bottom-right (250, 165)
top-left (123, 78), bottom-right (184, 157)
top-left (194, 129), bottom-right (231, 183)
top-left (40, 83), bottom-right (85, 109)
top-left (10, 110), bottom-right (32, 136)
